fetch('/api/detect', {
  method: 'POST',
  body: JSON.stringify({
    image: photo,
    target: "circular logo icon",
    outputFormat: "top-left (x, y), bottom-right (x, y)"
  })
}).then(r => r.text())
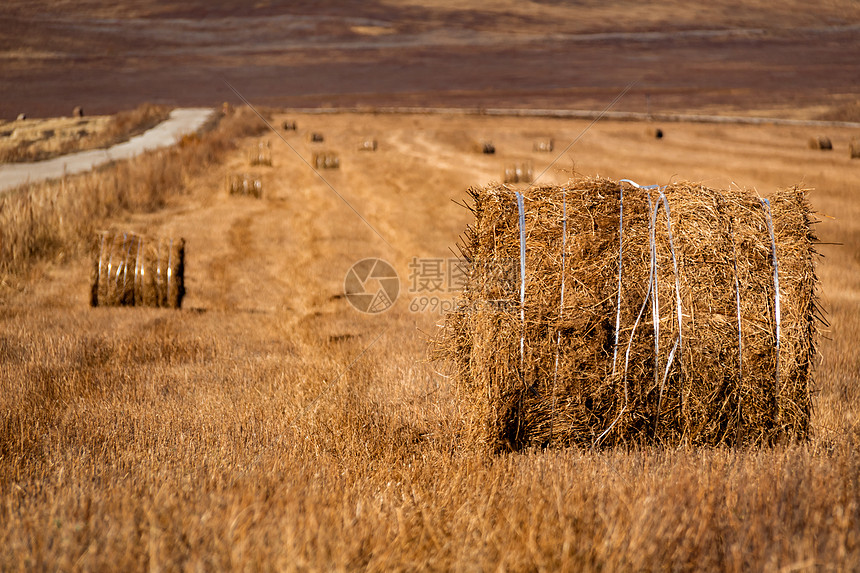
top-left (344, 258), bottom-right (400, 313)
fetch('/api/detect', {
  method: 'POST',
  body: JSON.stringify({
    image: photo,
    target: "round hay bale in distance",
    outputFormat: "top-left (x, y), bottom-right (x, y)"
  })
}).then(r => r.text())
top-left (808, 136), bottom-right (832, 150)
top-left (90, 231), bottom-right (186, 309)
top-left (359, 139), bottom-right (378, 151)
top-left (849, 139), bottom-right (860, 159)
top-left (248, 140), bottom-right (272, 166)
top-left (533, 139), bottom-right (554, 152)
top-left (226, 173), bottom-right (263, 198)
top-left (313, 151), bottom-right (340, 169)
top-left (503, 162), bottom-right (533, 184)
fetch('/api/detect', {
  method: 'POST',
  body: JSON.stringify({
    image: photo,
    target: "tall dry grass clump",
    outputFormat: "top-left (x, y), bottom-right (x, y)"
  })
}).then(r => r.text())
top-left (437, 178), bottom-right (820, 452)
top-left (0, 107), bottom-right (266, 277)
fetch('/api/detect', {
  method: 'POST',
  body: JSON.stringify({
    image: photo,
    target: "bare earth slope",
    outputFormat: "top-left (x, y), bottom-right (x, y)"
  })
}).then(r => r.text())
top-left (1, 0), bottom-right (859, 118)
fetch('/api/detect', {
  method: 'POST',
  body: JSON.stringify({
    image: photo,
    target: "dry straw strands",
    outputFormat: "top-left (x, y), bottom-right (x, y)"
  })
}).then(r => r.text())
top-left (248, 140), bottom-right (272, 166)
top-left (90, 231), bottom-right (185, 309)
top-left (226, 173), bottom-right (263, 198)
top-left (808, 136), bottom-right (832, 150)
top-left (436, 177), bottom-right (820, 452)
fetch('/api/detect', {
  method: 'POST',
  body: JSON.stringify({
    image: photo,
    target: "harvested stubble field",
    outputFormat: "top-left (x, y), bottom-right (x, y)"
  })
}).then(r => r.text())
top-left (1, 106), bottom-right (860, 571)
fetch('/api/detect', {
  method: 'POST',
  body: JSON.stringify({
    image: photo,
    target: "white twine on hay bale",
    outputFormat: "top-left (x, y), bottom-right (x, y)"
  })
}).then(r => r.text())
top-left (435, 177), bottom-right (820, 451)
top-left (90, 231), bottom-right (185, 309)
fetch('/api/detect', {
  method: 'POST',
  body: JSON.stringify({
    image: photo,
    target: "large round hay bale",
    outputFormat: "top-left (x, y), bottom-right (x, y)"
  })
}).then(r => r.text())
top-left (90, 231), bottom-right (185, 309)
top-left (808, 136), bottom-right (832, 150)
top-left (435, 178), bottom-right (819, 451)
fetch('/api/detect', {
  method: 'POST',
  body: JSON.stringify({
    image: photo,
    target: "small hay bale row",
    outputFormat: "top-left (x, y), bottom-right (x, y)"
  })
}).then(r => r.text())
top-left (503, 162), bottom-right (533, 184)
top-left (436, 177), bottom-right (819, 452)
top-left (850, 139), bottom-right (860, 159)
top-left (310, 132), bottom-right (324, 143)
top-left (282, 120), bottom-right (297, 131)
top-left (90, 231), bottom-right (186, 309)
top-left (533, 139), bottom-right (554, 152)
top-left (226, 173), bottom-right (263, 198)
top-left (313, 152), bottom-right (340, 169)
top-left (248, 140), bottom-right (272, 166)
top-left (481, 142), bottom-right (496, 154)
top-left (359, 139), bottom-right (378, 151)
top-left (808, 136), bottom-right (832, 150)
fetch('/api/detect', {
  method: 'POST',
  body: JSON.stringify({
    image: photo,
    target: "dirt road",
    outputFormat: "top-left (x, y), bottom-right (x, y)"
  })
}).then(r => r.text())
top-left (0, 108), bottom-right (213, 192)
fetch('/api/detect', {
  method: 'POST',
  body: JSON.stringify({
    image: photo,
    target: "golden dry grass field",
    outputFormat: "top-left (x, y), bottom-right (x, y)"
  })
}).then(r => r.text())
top-left (1, 104), bottom-right (859, 570)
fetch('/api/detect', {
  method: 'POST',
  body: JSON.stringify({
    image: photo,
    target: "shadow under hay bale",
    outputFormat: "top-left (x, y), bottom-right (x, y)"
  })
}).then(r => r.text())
top-left (90, 231), bottom-right (186, 309)
top-left (282, 120), bottom-right (297, 131)
top-left (533, 139), bottom-right (554, 152)
top-left (359, 139), bottom-right (378, 151)
top-left (651, 127), bottom-right (664, 139)
top-left (850, 139), bottom-right (860, 159)
top-left (313, 152), bottom-right (340, 169)
top-left (248, 140), bottom-right (272, 166)
top-left (808, 136), bottom-right (832, 150)
top-left (435, 178), bottom-right (819, 452)
top-left (503, 162), bottom-right (533, 184)
top-left (226, 173), bottom-right (263, 198)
